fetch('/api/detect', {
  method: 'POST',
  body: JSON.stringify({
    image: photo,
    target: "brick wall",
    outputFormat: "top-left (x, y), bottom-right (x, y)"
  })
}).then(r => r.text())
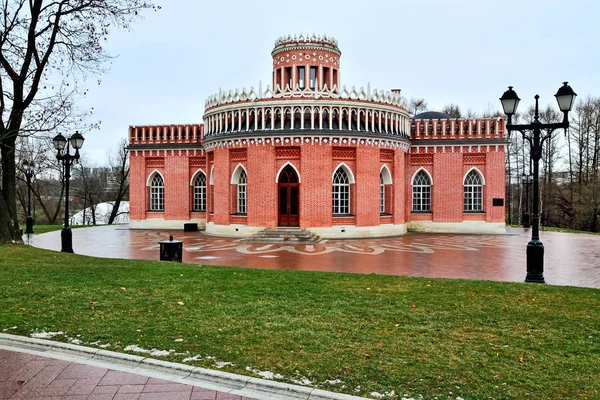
top-left (128, 141), bottom-right (505, 230)
top-left (248, 146), bottom-right (277, 226)
top-left (164, 155), bottom-right (189, 220)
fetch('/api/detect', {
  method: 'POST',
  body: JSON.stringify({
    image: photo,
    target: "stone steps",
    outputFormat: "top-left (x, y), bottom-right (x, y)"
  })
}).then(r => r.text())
top-left (244, 227), bottom-right (321, 243)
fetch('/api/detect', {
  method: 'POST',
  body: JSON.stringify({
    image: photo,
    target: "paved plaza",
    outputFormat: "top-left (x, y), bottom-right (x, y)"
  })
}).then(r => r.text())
top-left (29, 226), bottom-right (600, 288)
top-left (0, 348), bottom-right (255, 400)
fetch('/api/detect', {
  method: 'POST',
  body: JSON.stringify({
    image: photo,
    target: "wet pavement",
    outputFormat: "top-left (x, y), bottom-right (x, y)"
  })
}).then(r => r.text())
top-left (29, 226), bottom-right (600, 288)
top-left (0, 349), bottom-right (256, 400)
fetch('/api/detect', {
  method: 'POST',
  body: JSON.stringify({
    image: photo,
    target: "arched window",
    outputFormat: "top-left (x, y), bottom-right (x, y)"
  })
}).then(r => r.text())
top-left (193, 172), bottom-right (206, 212)
top-left (332, 168), bottom-right (350, 214)
top-left (380, 173), bottom-right (385, 213)
top-left (412, 170), bottom-right (431, 212)
top-left (149, 173), bottom-right (164, 211)
top-left (464, 170), bottom-right (483, 211)
top-left (237, 170), bottom-right (247, 213)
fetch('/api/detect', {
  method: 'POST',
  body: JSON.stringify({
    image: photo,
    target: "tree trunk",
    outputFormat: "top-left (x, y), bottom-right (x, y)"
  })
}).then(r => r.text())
top-left (0, 143), bottom-right (22, 242)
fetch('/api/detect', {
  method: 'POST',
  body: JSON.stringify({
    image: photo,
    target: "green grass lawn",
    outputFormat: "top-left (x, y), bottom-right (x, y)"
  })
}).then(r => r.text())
top-left (1, 244), bottom-right (599, 399)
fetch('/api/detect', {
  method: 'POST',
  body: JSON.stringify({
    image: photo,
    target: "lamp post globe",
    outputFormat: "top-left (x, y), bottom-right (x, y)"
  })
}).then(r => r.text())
top-left (53, 133), bottom-right (67, 152)
top-left (69, 131), bottom-right (85, 150)
top-left (554, 82), bottom-right (577, 113)
top-left (500, 83), bottom-right (576, 283)
top-left (500, 86), bottom-right (521, 118)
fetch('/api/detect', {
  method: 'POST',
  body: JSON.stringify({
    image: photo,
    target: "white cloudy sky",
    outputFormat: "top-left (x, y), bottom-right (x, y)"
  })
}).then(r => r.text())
top-left (78, 0), bottom-right (599, 164)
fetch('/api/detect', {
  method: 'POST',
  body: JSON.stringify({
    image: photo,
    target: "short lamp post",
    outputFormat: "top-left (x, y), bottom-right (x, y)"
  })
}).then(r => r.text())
top-left (53, 131), bottom-right (85, 253)
top-left (500, 82), bottom-right (577, 283)
top-left (521, 173), bottom-right (533, 229)
top-left (22, 160), bottom-right (35, 235)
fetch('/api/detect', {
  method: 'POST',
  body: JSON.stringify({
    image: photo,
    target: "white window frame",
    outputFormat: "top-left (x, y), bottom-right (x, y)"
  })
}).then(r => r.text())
top-left (464, 170), bottom-right (483, 211)
top-left (412, 170), bottom-right (431, 212)
top-left (380, 173), bottom-right (385, 213)
top-left (193, 172), bottom-right (206, 212)
top-left (149, 173), bottom-right (164, 211)
top-left (332, 167), bottom-right (350, 214)
top-left (237, 170), bottom-right (247, 214)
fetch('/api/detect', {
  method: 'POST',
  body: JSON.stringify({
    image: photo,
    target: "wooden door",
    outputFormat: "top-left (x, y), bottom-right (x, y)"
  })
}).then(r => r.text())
top-left (278, 166), bottom-right (299, 227)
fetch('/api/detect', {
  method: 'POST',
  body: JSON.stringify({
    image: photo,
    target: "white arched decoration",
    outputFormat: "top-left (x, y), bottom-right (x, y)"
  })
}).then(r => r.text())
top-left (146, 170), bottom-right (164, 186)
top-left (462, 167), bottom-right (486, 185)
top-left (410, 167), bottom-right (434, 186)
top-left (209, 166), bottom-right (214, 185)
top-left (380, 164), bottom-right (393, 184)
top-left (275, 162), bottom-right (302, 183)
top-left (230, 163), bottom-right (248, 184)
top-left (189, 168), bottom-right (207, 186)
top-left (332, 162), bottom-right (356, 184)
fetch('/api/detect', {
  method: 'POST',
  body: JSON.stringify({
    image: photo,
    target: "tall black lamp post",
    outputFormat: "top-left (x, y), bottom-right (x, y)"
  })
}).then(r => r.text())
top-left (22, 160), bottom-right (35, 235)
top-left (521, 173), bottom-right (532, 229)
top-left (53, 131), bottom-right (85, 253)
top-left (500, 82), bottom-right (576, 283)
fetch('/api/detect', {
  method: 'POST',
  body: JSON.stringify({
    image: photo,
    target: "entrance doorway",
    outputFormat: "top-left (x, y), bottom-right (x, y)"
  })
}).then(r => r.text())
top-left (278, 165), bottom-right (299, 227)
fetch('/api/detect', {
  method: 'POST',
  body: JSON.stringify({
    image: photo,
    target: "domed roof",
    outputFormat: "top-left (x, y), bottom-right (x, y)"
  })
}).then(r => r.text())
top-left (413, 111), bottom-right (451, 120)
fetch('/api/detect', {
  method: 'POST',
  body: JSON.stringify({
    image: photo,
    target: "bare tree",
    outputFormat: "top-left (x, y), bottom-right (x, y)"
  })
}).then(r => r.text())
top-left (0, 0), bottom-right (158, 243)
top-left (106, 138), bottom-right (129, 225)
top-left (73, 159), bottom-right (105, 225)
top-left (442, 103), bottom-right (461, 118)
top-left (409, 98), bottom-right (428, 116)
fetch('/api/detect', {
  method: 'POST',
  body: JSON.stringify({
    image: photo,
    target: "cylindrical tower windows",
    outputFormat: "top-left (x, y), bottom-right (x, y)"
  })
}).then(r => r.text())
top-left (271, 35), bottom-right (341, 91)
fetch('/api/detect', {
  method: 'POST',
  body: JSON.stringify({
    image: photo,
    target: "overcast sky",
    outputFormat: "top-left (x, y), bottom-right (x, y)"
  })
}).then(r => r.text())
top-left (78, 0), bottom-right (599, 164)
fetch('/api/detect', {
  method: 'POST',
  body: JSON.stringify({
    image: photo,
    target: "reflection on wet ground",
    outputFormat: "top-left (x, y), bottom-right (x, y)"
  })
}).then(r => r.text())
top-left (29, 226), bottom-right (600, 288)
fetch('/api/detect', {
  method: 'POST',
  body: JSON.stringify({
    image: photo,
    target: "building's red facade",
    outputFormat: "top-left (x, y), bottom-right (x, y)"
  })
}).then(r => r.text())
top-left (128, 34), bottom-right (506, 237)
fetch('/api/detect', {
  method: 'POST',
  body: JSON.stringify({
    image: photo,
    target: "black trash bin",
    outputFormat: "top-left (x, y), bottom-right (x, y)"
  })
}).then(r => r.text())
top-left (158, 235), bottom-right (183, 262)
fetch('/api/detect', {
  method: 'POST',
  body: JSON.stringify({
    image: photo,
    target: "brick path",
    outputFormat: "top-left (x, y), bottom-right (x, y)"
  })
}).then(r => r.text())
top-left (0, 349), bottom-right (256, 400)
top-left (29, 226), bottom-right (600, 288)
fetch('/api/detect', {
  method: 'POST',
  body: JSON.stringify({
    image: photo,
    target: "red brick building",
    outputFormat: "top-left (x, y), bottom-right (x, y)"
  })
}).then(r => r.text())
top-left (128, 34), bottom-right (506, 237)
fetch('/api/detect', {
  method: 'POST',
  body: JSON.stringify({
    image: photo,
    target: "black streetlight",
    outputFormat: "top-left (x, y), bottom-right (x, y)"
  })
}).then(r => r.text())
top-left (500, 82), bottom-right (577, 283)
top-left (521, 173), bottom-right (532, 229)
top-left (53, 131), bottom-right (85, 253)
top-left (22, 160), bottom-right (35, 235)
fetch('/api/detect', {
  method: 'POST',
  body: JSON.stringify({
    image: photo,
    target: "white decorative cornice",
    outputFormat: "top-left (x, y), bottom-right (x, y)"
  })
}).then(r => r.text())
top-left (274, 33), bottom-right (338, 48)
top-left (204, 82), bottom-right (408, 111)
top-left (201, 135), bottom-right (410, 152)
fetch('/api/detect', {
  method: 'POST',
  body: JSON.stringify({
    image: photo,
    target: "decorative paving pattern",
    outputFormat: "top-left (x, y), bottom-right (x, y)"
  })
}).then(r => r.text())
top-left (30, 226), bottom-right (600, 288)
top-left (0, 349), bottom-right (256, 400)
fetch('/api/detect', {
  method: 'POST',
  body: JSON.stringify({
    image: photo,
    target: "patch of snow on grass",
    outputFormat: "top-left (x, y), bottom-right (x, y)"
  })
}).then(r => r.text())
top-left (215, 361), bottom-right (234, 369)
top-left (290, 377), bottom-right (313, 385)
top-left (69, 338), bottom-right (82, 345)
top-left (257, 370), bottom-right (284, 380)
top-left (183, 354), bottom-right (203, 362)
top-left (30, 331), bottom-right (64, 339)
top-left (2, 326), bottom-right (17, 331)
top-left (245, 367), bottom-right (284, 380)
top-left (370, 393), bottom-right (385, 399)
top-left (123, 344), bottom-right (174, 357)
top-left (324, 379), bottom-right (344, 385)
top-left (174, 338), bottom-right (184, 342)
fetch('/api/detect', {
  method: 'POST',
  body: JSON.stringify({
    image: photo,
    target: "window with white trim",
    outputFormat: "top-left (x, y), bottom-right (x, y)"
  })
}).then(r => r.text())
top-left (464, 170), bottom-right (483, 211)
top-left (237, 170), bottom-right (247, 213)
top-left (380, 173), bottom-right (385, 213)
top-left (412, 170), bottom-right (431, 212)
top-left (150, 174), bottom-right (164, 211)
top-left (193, 173), bottom-right (206, 212)
top-left (332, 168), bottom-right (350, 214)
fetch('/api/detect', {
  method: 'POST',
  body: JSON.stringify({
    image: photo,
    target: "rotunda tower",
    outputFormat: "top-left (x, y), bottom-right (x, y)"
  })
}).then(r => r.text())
top-left (271, 34), bottom-right (341, 91)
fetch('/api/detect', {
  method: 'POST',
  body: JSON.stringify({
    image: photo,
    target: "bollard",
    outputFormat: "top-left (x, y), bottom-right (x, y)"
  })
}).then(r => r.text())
top-left (158, 235), bottom-right (183, 262)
